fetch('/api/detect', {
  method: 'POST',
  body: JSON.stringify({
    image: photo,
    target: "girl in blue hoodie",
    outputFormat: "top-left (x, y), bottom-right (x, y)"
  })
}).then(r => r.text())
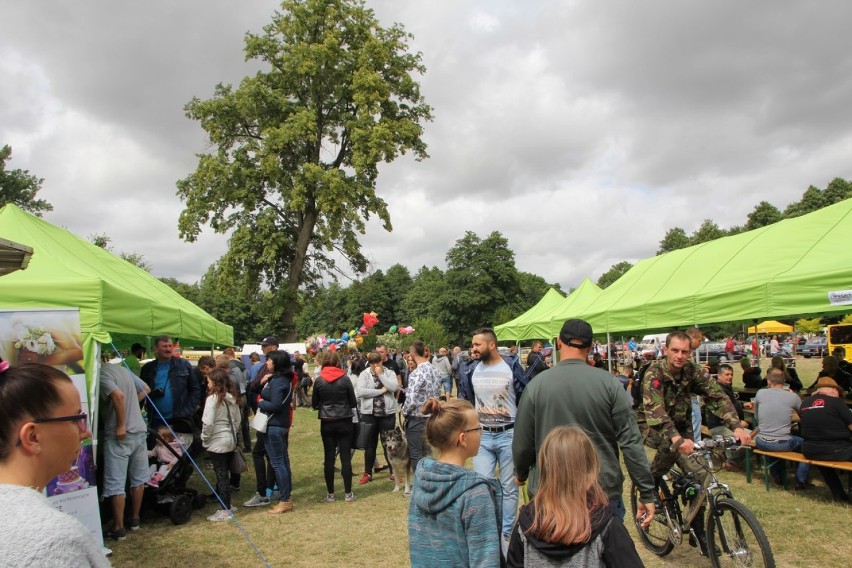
top-left (408, 397), bottom-right (503, 568)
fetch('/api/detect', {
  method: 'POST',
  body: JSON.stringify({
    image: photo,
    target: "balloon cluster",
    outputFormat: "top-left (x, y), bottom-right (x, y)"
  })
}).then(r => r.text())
top-left (305, 311), bottom-right (416, 354)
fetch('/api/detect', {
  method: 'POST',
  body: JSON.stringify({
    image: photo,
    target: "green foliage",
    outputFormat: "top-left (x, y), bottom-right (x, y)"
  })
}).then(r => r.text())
top-left (437, 231), bottom-right (522, 342)
top-left (517, 272), bottom-right (562, 313)
top-left (88, 232), bottom-right (151, 272)
top-left (689, 219), bottom-right (726, 245)
top-left (0, 145), bottom-right (52, 216)
top-left (410, 317), bottom-right (451, 351)
top-left (839, 314), bottom-right (852, 325)
top-left (745, 201), bottom-right (782, 231)
top-left (597, 261), bottom-right (633, 289)
top-left (657, 227), bottom-right (690, 254)
top-left (398, 266), bottom-right (446, 323)
top-left (795, 317), bottom-right (822, 335)
top-left (176, 0), bottom-right (432, 341)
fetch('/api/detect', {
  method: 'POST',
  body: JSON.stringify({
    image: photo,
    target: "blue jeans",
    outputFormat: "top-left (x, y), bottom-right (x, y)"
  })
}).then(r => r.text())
top-left (440, 375), bottom-right (452, 395)
top-left (473, 429), bottom-right (518, 537)
top-left (265, 425), bottom-right (292, 501)
top-left (755, 436), bottom-right (809, 484)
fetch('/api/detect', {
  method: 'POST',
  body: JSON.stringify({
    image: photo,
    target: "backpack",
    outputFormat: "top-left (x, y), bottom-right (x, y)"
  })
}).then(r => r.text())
top-left (630, 361), bottom-right (653, 409)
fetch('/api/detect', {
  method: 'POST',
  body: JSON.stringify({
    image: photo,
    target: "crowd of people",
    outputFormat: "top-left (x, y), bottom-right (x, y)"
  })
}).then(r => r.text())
top-left (2, 319), bottom-right (851, 567)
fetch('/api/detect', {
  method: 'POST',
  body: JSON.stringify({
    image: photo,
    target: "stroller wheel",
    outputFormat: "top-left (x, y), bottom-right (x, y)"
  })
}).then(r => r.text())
top-left (170, 494), bottom-right (193, 525)
top-left (192, 493), bottom-right (207, 510)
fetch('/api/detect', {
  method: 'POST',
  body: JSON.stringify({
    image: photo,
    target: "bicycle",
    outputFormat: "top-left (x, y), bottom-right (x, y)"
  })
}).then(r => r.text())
top-left (630, 436), bottom-right (775, 567)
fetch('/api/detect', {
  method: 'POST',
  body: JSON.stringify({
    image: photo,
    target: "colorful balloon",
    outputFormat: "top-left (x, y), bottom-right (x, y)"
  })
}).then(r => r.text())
top-left (389, 325), bottom-right (398, 333)
top-left (341, 332), bottom-right (350, 341)
top-left (355, 335), bottom-right (364, 346)
top-left (359, 325), bottom-right (368, 335)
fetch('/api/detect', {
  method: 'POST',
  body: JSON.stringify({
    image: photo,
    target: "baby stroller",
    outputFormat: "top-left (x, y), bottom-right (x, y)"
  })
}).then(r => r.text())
top-left (143, 428), bottom-right (206, 525)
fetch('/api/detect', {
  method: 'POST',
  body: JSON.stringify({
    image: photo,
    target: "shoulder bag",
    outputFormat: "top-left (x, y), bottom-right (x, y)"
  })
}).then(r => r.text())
top-left (226, 401), bottom-right (249, 475)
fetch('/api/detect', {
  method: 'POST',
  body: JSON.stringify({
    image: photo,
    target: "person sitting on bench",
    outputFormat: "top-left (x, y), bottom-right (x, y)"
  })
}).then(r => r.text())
top-left (800, 376), bottom-right (852, 502)
top-left (751, 368), bottom-right (810, 488)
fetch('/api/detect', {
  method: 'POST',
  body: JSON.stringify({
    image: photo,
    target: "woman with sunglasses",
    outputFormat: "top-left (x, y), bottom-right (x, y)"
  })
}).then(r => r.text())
top-left (0, 358), bottom-right (109, 566)
top-left (408, 397), bottom-right (502, 568)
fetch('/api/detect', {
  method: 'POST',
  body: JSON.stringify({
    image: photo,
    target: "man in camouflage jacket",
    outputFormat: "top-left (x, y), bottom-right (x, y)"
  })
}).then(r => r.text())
top-left (636, 331), bottom-right (750, 556)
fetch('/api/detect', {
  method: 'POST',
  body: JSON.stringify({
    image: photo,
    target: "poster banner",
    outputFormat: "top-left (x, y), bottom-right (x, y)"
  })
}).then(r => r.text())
top-left (0, 309), bottom-right (105, 550)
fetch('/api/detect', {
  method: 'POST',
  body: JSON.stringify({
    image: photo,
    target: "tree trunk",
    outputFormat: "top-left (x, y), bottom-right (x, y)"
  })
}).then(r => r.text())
top-left (281, 209), bottom-right (317, 342)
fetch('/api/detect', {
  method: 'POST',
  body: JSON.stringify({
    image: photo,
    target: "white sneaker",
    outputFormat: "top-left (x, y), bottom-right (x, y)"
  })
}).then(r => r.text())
top-left (207, 509), bottom-right (232, 522)
top-left (244, 493), bottom-right (271, 507)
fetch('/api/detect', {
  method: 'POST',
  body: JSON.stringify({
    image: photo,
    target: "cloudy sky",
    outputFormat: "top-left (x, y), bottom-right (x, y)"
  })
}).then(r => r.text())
top-left (2, 1), bottom-right (852, 291)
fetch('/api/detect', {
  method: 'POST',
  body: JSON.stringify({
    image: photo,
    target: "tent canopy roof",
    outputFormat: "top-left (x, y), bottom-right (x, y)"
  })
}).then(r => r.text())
top-left (0, 204), bottom-right (233, 346)
top-left (577, 198), bottom-right (852, 333)
top-left (495, 287), bottom-right (565, 341)
top-left (748, 320), bottom-right (794, 334)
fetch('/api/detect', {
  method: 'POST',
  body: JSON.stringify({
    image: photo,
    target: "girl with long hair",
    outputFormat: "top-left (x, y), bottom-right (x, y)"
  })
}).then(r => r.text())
top-left (201, 367), bottom-right (241, 521)
top-left (408, 397), bottom-right (502, 568)
top-left (507, 426), bottom-right (642, 567)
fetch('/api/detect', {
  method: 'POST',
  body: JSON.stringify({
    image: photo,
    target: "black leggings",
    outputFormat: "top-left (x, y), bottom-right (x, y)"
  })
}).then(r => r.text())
top-left (362, 414), bottom-right (395, 474)
top-left (208, 451), bottom-right (233, 509)
top-left (321, 419), bottom-right (353, 494)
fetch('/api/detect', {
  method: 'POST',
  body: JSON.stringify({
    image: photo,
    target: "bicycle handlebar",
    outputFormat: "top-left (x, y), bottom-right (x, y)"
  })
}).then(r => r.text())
top-left (692, 435), bottom-right (740, 451)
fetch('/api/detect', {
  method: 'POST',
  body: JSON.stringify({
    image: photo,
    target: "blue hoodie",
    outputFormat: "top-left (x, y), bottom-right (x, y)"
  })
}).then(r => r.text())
top-left (408, 458), bottom-right (503, 568)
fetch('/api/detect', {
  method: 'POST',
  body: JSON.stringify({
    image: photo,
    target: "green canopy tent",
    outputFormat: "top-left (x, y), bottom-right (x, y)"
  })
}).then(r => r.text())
top-left (537, 278), bottom-right (603, 339)
top-left (0, 203), bottom-right (233, 403)
top-left (574, 198), bottom-right (852, 334)
top-left (494, 287), bottom-right (564, 341)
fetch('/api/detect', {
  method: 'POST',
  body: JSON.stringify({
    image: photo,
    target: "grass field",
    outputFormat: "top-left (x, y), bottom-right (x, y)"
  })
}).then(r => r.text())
top-left (108, 356), bottom-right (852, 567)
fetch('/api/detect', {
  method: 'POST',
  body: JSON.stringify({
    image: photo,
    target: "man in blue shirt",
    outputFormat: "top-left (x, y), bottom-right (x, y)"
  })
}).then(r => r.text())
top-left (140, 335), bottom-right (200, 440)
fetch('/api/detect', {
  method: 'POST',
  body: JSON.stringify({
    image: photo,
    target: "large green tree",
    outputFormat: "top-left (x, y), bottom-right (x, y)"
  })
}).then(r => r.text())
top-left (177, 0), bottom-right (432, 341)
top-left (657, 227), bottom-right (690, 255)
top-left (0, 145), bottom-right (52, 216)
top-left (437, 231), bottom-right (521, 341)
top-left (745, 201), bottom-right (782, 231)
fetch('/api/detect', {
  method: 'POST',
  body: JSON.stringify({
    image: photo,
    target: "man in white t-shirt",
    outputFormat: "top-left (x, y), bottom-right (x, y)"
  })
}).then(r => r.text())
top-left (468, 328), bottom-right (518, 548)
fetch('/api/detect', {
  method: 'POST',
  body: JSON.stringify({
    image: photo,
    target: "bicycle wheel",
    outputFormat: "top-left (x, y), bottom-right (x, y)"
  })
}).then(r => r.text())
top-left (708, 498), bottom-right (775, 568)
top-left (630, 482), bottom-right (675, 556)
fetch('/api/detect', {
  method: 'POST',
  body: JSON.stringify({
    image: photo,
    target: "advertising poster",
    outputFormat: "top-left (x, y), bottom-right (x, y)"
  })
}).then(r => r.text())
top-left (0, 309), bottom-right (105, 549)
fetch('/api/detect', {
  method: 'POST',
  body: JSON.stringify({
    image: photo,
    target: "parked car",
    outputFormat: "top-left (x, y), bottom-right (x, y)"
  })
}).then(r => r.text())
top-left (694, 341), bottom-right (744, 362)
top-left (638, 342), bottom-right (658, 361)
top-left (800, 336), bottom-right (828, 358)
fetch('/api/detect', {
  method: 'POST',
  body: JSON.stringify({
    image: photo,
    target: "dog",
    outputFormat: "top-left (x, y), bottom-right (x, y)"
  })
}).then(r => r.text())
top-left (381, 428), bottom-right (411, 495)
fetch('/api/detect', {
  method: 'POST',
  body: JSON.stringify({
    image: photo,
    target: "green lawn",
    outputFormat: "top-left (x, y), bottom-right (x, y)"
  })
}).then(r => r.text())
top-left (108, 356), bottom-right (851, 567)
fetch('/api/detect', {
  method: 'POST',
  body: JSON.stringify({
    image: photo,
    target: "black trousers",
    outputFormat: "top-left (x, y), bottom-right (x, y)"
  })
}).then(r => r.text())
top-left (321, 419), bottom-right (353, 494)
top-left (252, 432), bottom-right (277, 495)
top-left (361, 414), bottom-right (395, 474)
top-left (208, 451), bottom-right (233, 509)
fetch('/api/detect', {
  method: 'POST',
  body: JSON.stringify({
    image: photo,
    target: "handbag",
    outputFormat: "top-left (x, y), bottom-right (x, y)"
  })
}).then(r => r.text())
top-left (250, 411), bottom-right (269, 433)
top-left (353, 411), bottom-right (369, 451)
top-left (226, 401), bottom-right (249, 475)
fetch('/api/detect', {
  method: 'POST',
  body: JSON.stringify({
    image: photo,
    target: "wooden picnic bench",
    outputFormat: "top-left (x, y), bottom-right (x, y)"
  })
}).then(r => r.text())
top-left (745, 448), bottom-right (852, 492)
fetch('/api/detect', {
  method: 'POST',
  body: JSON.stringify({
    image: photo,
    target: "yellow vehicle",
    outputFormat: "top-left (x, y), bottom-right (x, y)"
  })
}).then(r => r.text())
top-left (827, 324), bottom-right (852, 363)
